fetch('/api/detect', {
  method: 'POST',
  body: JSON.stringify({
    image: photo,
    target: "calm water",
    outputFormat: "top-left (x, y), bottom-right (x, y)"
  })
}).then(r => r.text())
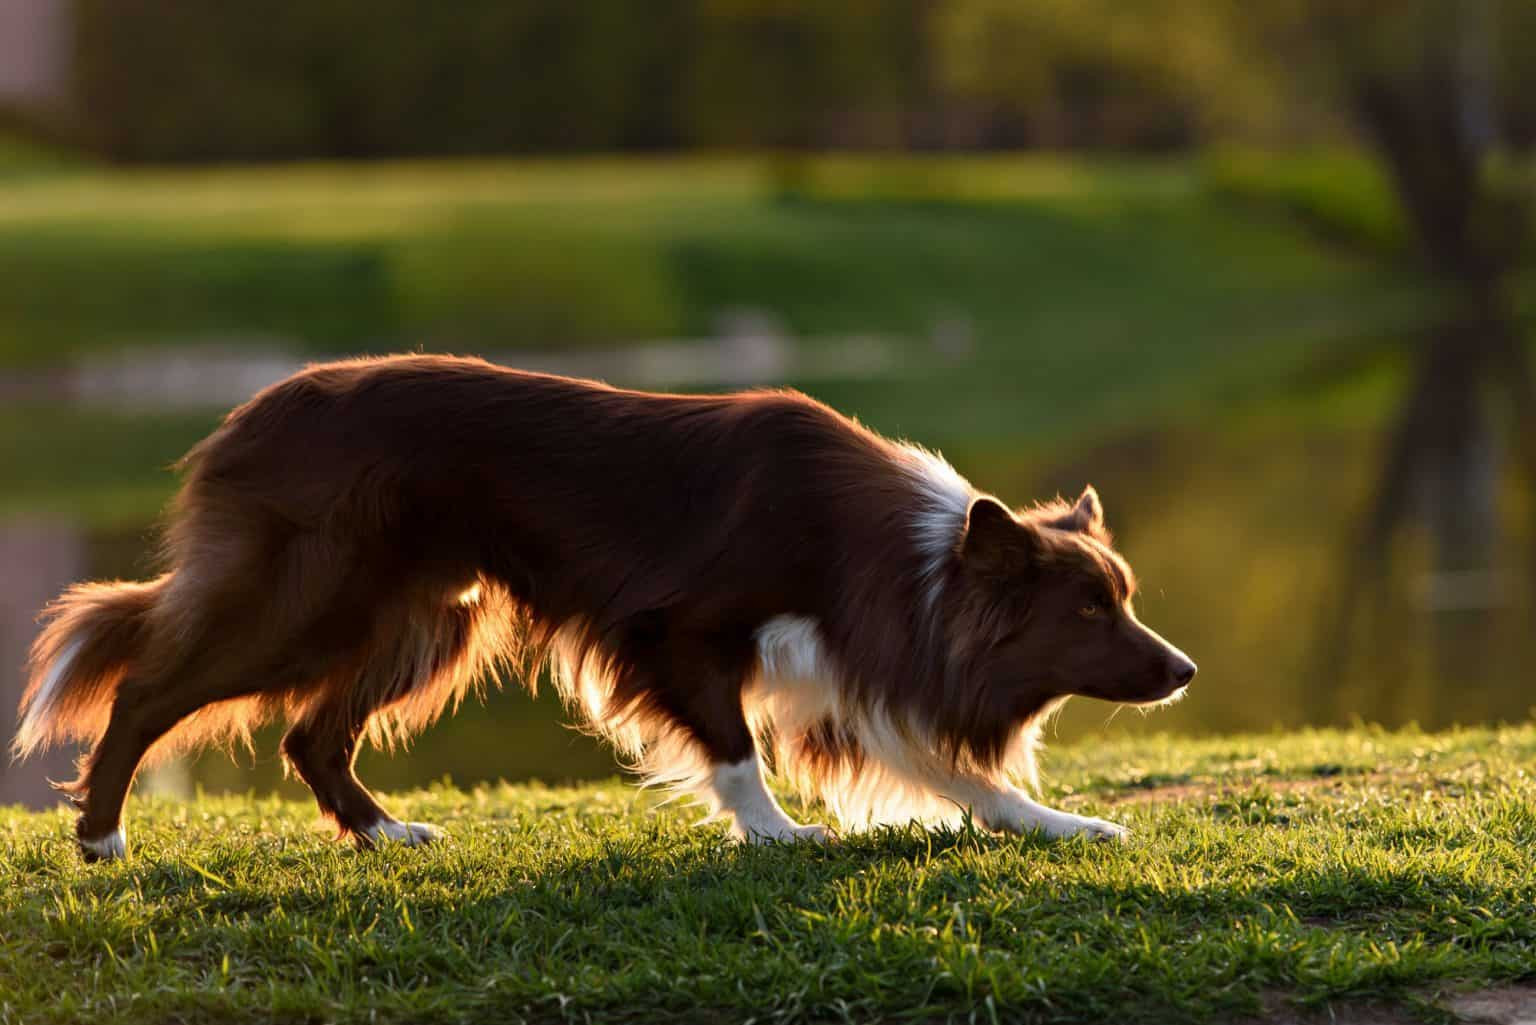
top-left (3, 414), bottom-right (1531, 804)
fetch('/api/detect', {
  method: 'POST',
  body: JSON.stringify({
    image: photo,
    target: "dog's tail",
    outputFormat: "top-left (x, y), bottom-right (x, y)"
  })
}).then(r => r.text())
top-left (11, 575), bottom-right (168, 761)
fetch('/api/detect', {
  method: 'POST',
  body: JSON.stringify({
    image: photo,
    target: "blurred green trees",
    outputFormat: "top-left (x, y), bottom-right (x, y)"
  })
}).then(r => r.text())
top-left (50, 1), bottom-right (1536, 162)
top-left (67, 0), bottom-right (882, 160)
top-left (60, 0), bottom-right (1237, 161)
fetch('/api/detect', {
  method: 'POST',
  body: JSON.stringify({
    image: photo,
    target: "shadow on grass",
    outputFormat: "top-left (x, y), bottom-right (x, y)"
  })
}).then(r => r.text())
top-left (7, 810), bottom-right (1534, 1024)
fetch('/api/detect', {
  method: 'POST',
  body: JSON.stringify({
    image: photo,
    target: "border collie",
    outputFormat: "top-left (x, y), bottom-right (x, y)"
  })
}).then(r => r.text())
top-left (14, 355), bottom-right (1194, 861)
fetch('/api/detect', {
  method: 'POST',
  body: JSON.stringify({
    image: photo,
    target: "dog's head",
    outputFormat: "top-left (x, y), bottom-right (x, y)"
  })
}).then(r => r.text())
top-left (952, 486), bottom-right (1195, 710)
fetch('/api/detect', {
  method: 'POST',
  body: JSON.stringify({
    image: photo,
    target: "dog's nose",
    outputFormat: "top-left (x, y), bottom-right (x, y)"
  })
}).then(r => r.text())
top-left (1170, 656), bottom-right (1197, 687)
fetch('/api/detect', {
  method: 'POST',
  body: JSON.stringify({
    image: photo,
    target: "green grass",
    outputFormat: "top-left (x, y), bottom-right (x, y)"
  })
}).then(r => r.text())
top-left (1203, 146), bottom-right (1536, 265)
top-left (4, 726), bottom-right (1536, 1024)
top-left (1202, 147), bottom-right (1412, 259)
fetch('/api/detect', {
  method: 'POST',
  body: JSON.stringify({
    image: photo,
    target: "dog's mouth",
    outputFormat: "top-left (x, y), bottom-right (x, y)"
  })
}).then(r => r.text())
top-left (1127, 683), bottom-right (1189, 709)
top-left (1073, 680), bottom-right (1189, 707)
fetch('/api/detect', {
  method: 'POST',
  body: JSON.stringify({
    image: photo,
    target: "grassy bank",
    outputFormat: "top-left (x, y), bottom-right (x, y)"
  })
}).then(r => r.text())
top-left (0, 153), bottom-right (1425, 381)
top-left (0, 154), bottom-right (1436, 525)
top-left (4, 725), bottom-right (1535, 1024)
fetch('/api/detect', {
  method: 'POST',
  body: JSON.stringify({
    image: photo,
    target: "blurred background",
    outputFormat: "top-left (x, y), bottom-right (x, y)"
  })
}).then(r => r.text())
top-left (1, 0), bottom-right (1533, 806)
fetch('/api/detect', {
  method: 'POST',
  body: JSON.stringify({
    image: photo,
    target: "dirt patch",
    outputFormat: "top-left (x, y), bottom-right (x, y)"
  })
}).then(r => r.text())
top-left (1237, 987), bottom-right (1536, 1025)
top-left (1447, 985), bottom-right (1536, 1024)
top-left (1239, 991), bottom-right (1420, 1025)
top-left (1249, 1008), bottom-right (1418, 1025)
top-left (1091, 770), bottom-right (1418, 807)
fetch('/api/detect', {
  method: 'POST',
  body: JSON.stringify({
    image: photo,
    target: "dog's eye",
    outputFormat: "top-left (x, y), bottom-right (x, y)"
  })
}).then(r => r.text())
top-left (1078, 604), bottom-right (1100, 619)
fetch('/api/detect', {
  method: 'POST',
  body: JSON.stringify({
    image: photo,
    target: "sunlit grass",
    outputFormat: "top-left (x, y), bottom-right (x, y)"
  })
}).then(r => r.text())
top-left (4, 725), bottom-right (1535, 1024)
top-left (0, 153), bottom-right (1185, 230)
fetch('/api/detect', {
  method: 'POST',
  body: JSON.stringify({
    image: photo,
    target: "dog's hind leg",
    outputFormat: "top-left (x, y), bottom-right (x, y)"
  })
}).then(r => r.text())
top-left (72, 632), bottom-right (310, 861)
top-left (281, 709), bottom-right (439, 848)
top-left (282, 596), bottom-right (496, 848)
top-left (72, 668), bottom-right (254, 861)
top-left (70, 528), bottom-right (363, 861)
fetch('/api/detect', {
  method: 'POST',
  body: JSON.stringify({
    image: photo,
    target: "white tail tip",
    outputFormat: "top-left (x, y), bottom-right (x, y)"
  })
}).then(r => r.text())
top-left (13, 639), bottom-right (82, 759)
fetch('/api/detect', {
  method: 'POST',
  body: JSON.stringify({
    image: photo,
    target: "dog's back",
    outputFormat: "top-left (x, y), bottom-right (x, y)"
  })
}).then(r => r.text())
top-left (176, 356), bottom-right (912, 634)
top-left (17, 354), bottom-right (1194, 861)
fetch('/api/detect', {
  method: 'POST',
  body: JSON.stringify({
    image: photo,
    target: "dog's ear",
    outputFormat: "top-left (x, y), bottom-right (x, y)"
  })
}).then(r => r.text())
top-left (1067, 485), bottom-right (1104, 533)
top-left (1036, 485), bottom-right (1108, 538)
top-left (960, 496), bottom-right (1040, 574)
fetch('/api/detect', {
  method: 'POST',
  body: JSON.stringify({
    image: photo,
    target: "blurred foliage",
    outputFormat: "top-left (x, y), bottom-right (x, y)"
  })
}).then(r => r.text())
top-left (68, 0), bottom-right (920, 160)
top-left (934, 0), bottom-right (1267, 148)
top-left (940, 0), bottom-right (1536, 152)
top-left (72, 0), bottom-right (691, 159)
top-left (60, 0), bottom-right (1258, 161)
top-left (5, 0), bottom-right (1529, 164)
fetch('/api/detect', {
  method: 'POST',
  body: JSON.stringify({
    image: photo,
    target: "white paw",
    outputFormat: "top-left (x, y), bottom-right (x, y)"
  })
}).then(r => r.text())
top-left (737, 821), bottom-right (834, 845)
top-left (363, 819), bottom-right (443, 848)
top-left (79, 826), bottom-right (128, 862)
top-left (1049, 815), bottom-right (1130, 842)
top-left (984, 807), bottom-right (1130, 842)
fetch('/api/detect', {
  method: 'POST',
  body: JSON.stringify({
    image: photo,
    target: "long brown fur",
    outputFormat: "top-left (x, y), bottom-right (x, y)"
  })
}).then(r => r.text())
top-left (15, 354), bottom-right (1193, 857)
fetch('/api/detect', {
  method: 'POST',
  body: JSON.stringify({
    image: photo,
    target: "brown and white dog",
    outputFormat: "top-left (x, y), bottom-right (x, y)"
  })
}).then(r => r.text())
top-left (14, 355), bottom-right (1194, 860)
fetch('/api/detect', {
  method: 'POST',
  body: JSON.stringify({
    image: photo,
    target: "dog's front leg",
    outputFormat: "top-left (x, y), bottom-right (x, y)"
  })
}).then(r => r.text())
top-left (707, 753), bottom-right (833, 844)
top-left (938, 776), bottom-right (1128, 842)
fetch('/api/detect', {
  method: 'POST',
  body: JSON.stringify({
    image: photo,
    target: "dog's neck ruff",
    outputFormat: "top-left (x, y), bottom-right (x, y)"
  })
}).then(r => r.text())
top-left (894, 444), bottom-right (973, 613)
